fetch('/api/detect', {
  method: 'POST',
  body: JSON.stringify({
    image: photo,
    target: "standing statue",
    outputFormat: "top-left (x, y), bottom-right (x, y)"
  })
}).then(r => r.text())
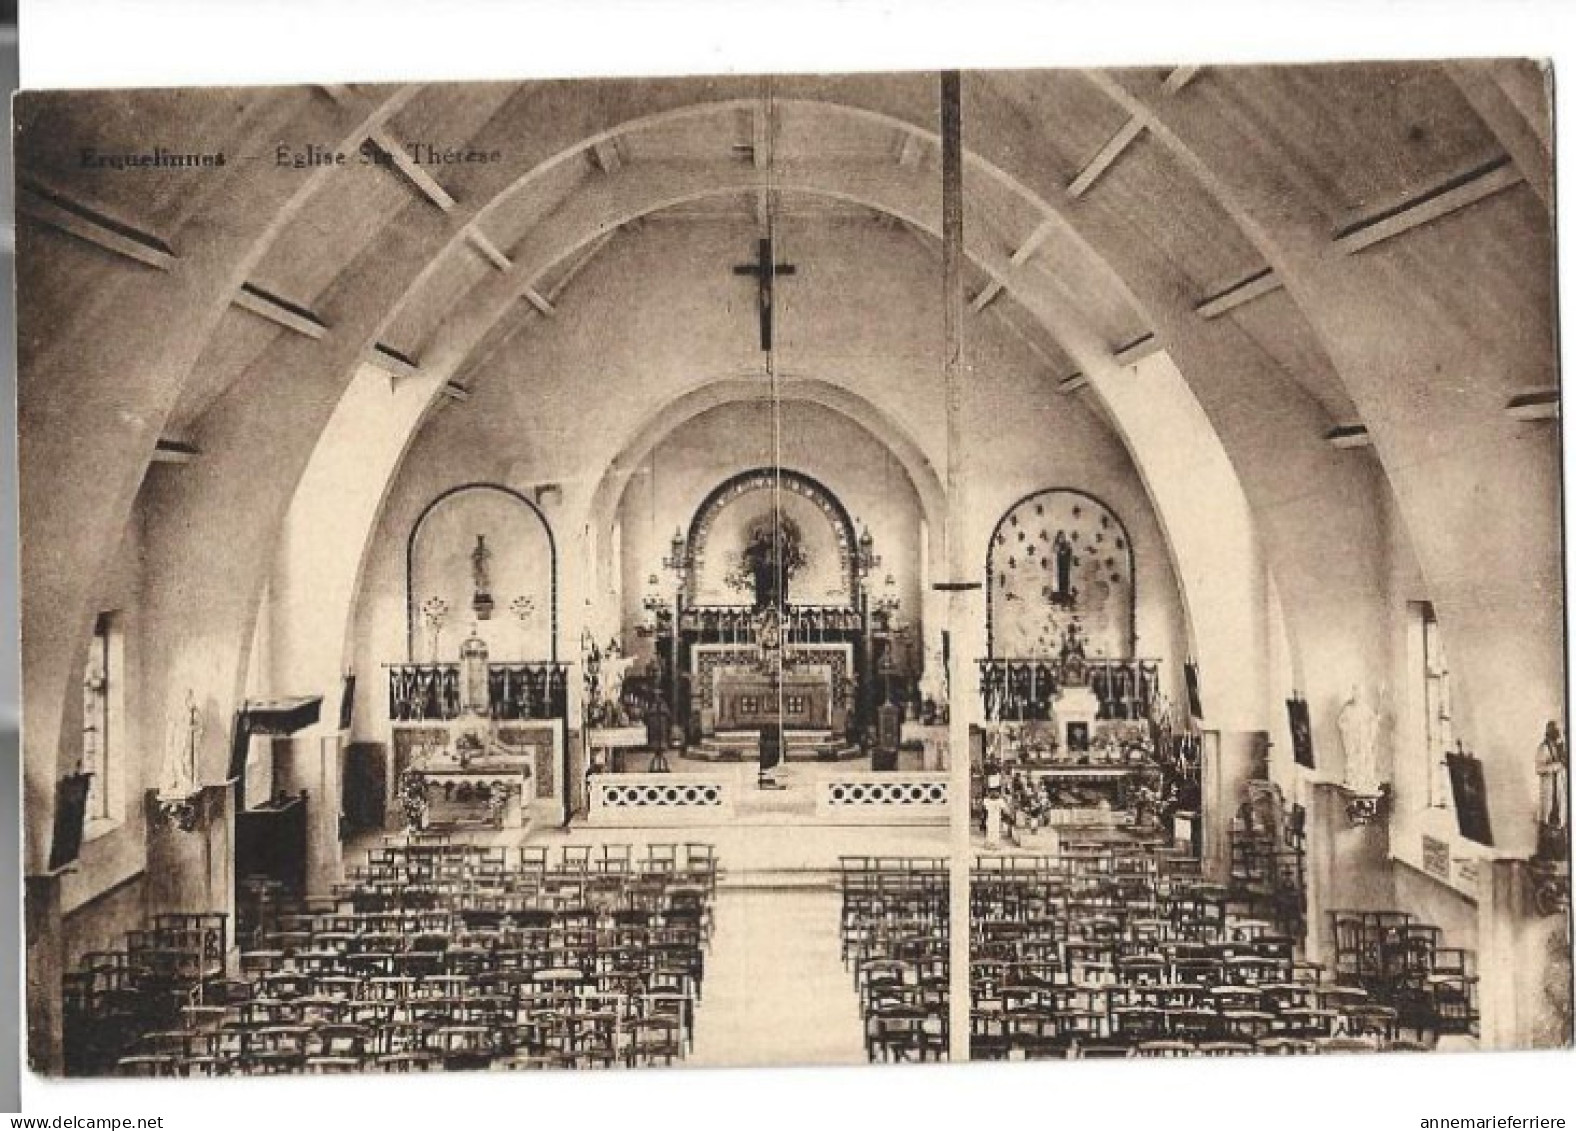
top-left (601, 640), bottom-right (636, 726)
top-left (160, 689), bottom-right (202, 799)
top-left (471, 534), bottom-right (495, 620)
top-left (1052, 530), bottom-right (1075, 604)
top-left (1337, 685), bottom-right (1384, 794)
top-left (1537, 721), bottom-right (1569, 861)
top-left (919, 645), bottom-right (949, 725)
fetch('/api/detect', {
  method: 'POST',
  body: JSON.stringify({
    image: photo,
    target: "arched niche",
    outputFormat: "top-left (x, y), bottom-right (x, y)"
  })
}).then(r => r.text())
top-left (406, 484), bottom-right (559, 661)
top-left (684, 468), bottom-right (860, 609)
top-left (987, 488), bottom-right (1137, 659)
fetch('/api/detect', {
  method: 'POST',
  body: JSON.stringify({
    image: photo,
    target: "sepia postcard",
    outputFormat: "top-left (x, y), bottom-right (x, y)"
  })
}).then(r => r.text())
top-left (10, 61), bottom-right (1570, 1081)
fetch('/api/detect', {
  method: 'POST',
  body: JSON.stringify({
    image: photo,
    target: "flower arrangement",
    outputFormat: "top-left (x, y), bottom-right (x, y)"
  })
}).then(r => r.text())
top-left (485, 780), bottom-right (513, 827)
top-left (725, 514), bottom-right (808, 603)
top-left (398, 770), bottom-right (429, 833)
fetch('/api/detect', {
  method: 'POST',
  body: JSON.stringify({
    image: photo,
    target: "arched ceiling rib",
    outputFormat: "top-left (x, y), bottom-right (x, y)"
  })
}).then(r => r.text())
top-left (20, 69), bottom-right (1539, 454)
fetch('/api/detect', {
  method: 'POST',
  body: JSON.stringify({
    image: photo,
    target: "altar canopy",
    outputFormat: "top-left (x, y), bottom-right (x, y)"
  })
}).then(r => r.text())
top-left (686, 468), bottom-right (859, 609)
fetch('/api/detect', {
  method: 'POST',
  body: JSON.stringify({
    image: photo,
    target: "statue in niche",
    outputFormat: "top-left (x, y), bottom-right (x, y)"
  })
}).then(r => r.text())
top-left (727, 513), bottom-right (807, 610)
top-left (1051, 530), bottom-right (1076, 607)
top-left (471, 534), bottom-right (495, 620)
top-left (1536, 721), bottom-right (1569, 861)
top-left (1337, 685), bottom-right (1384, 795)
top-left (1061, 618), bottom-right (1087, 661)
top-left (160, 689), bottom-right (202, 799)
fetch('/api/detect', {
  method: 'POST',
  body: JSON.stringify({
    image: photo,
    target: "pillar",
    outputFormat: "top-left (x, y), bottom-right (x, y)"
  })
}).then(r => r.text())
top-left (1476, 861), bottom-right (1572, 1049)
top-left (23, 873), bottom-right (64, 1075)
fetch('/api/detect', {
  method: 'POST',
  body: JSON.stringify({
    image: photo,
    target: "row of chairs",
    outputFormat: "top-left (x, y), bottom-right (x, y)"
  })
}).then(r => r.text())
top-left (840, 857), bottom-right (950, 1063)
top-left (968, 849), bottom-right (1434, 1060)
top-left (63, 913), bottom-right (229, 1077)
top-left (93, 840), bottom-right (718, 1077)
top-left (1329, 909), bottom-right (1479, 1038)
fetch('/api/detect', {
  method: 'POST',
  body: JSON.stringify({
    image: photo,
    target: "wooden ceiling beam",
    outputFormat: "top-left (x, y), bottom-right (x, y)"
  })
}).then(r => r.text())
top-left (1068, 117), bottom-right (1144, 200)
top-left (151, 439), bottom-right (199, 465)
top-left (465, 229), bottom-right (555, 312)
top-left (522, 288), bottom-right (556, 317)
top-left (1162, 66), bottom-right (1203, 94)
top-left (900, 219), bottom-right (1069, 379)
top-left (971, 219), bottom-right (1055, 313)
top-left (1334, 156), bottom-right (1521, 254)
top-left (368, 129), bottom-right (458, 213)
top-left (1195, 267), bottom-right (1284, 320)
top-left (1193, 159), bottom-right (1520, 321)
top-left (1113, 332), bottom-right (1161, 367)
top-left (467, 229), bottom-right (512, 271)
top-left (318, 84), bottom-right (357, 108)
top-left (1325, 423), bottom-right (1372, 449)
top-left (457, 229), bottom-right (619, 388)
top-left (368, 341), bottom-right (420, 380)
top-left (19, 182), bottom-right (175, 270)
top-left (590, 139), bottom-right (623, 175)
top-left (235, 282), bottom-right (329, 339)
top-left (1506, 387), bottom-right (1559, 422)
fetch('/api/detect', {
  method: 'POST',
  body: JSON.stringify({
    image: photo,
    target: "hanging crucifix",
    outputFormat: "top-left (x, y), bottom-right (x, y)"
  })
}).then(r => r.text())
top-left (732, 236), bottom-right (796, 351)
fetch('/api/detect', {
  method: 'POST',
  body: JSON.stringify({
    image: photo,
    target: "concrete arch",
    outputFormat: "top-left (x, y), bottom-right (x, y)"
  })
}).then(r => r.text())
top-left (16, 85), bottom-right (420, 871)
top-left (33, 82), bottom-right (1367, 864)
top-left (1095, 69), bottom-right (1561, 860)
top-left (585, 374), bottom-right (948, 585)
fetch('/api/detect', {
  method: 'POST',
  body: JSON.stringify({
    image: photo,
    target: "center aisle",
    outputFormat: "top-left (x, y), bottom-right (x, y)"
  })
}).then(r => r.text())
top-left (688, 887), bottom-right (869, 1068)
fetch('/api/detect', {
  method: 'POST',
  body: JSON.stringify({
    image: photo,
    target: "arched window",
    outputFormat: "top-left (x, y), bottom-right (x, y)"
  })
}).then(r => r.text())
top-left (81, 612), bottom-right (124, 834)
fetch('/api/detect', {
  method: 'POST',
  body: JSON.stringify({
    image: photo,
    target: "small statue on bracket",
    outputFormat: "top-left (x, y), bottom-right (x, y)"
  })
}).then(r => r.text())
top-left (471, 534), bottom-right (495, 620)
top-left (1337, 684), bottom-right (1385, 796)
top-left (159, 689), bottom-right (202, 802)
top-left (1536, 720), bottom-right (1568, 863)
top-left (1529, 720), bottom-right (1571, 918)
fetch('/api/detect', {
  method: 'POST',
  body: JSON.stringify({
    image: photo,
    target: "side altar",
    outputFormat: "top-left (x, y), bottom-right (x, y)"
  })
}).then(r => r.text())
top-left (391, 630), bottom-right (551, 831)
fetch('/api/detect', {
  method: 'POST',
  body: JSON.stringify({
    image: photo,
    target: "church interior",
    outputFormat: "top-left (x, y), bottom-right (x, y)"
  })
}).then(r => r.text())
top-left (14, 61), bottom-right (1569, 1076)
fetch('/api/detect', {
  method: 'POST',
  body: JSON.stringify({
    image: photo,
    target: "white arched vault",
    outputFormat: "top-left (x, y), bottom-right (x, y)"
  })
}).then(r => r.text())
top-left (174, 131), bottom-right (1291, 844)
top-left (32, 85), bottom-right (1381, 866)
top-left (585, 376), bottom-right (948, 594)
top-left (268, 163), bottom-right (1270, 792)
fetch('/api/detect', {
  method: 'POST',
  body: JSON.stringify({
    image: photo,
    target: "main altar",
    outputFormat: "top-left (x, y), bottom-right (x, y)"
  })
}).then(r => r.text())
top-left (695, 640), bottom-right (851, 734)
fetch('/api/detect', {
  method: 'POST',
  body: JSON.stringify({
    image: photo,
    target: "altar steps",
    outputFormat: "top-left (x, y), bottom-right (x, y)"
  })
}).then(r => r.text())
top-left (691, 729), bottom-right (863, 763)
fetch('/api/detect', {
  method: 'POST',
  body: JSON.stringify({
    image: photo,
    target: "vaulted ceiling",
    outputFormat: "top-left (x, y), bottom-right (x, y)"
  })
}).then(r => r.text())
top-left (18, 64), bottom-right (1550, 447)
top-left (16, 64), bottom-right (1560, 872)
